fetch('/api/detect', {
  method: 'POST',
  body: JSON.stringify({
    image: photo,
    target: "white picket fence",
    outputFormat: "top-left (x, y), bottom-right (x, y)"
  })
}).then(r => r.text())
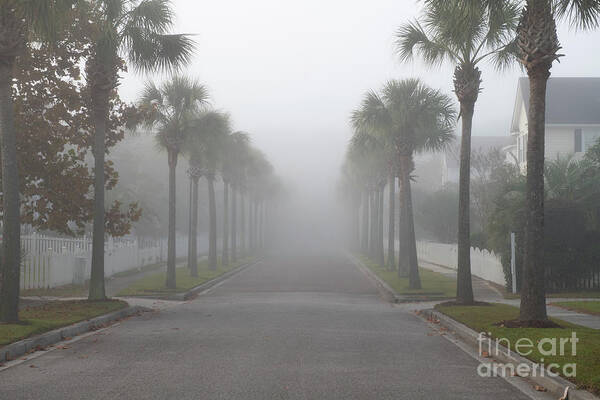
top-left (416, 241), bottom-right (506, 286)
top-left (20, 234), bottom-right (190, 290)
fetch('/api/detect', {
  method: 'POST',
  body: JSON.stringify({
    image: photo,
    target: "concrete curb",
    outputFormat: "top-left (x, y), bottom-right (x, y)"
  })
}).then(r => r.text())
top-left (348, 254), bottom-right (449, 303)
top-left (420, 309), bottom-right (599, 400)
top-left (166, 258), bottom-right (263, 301)
top-left (0, 305), bottom-right (146, 363)
top-left (347, 254), bottom-right (399, 303)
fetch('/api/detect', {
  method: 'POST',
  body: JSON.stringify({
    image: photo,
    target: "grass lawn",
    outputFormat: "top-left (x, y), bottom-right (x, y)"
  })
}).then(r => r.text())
top-left (359, 256), bottom-right (456, 299)
top-left (504, 291), bottom-right (600, 300)
top-left (435, 302), bottom-right (600, 394)
top-left (552, 301), bottom-right (600, 316)
top-left (21, 258), bottom-right (190, 298)
top-left (117, 257), bottom-right (253, 297)
top-left (0, 300), bottom-right (127, 346)
top-left (21, 284), bottom-right (88, 298)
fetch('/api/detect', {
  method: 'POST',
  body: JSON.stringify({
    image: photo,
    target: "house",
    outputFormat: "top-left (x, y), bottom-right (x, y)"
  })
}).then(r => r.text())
top-left (441, 136), bottom-right (513, 186)
top-left (511, 77), bottom-right (600, 169)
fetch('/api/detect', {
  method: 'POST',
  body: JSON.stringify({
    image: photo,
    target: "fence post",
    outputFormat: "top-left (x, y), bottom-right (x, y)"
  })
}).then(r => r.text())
top-left (510, 232), bottom-right (517, 294)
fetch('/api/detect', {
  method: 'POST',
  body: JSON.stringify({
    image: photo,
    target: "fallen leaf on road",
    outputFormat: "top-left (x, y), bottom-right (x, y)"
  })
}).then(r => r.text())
top-left (29, 365), bottom-right (37, 368)
top-left (534, 385), bottom-right (547, 392)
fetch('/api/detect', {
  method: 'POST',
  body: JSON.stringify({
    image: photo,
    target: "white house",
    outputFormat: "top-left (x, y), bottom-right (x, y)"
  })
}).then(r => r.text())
top-left (511, 77), bottom-right (600, 169)
top-left (441, 136), bottom-right (513, 186)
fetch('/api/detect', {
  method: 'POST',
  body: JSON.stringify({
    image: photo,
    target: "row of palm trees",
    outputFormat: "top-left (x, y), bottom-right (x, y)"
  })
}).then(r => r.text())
top-left (342, 79), bottom-right (455, 289)
top-left (341, 0), bottom-right (600, 325)
top-left (0, 0), bottom-right (280, 322)
top-left (0, 0), bottom-right (196, 323)
top-left (136, 75), bottom-right (278, 287)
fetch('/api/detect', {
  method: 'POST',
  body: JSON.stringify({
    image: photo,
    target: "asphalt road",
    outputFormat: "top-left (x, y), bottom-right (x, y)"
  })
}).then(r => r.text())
top-left (1, 251), bottom-right (533, 399)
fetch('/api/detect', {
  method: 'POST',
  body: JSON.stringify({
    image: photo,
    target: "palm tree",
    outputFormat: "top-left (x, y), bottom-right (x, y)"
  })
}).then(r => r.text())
top-left (347, 132), bottom-right (388, 261)
top-left (221, 173), bottom-right (231, 266)
top-left (228, 132), bottom-right (251, 262)
top-left (139, 76), bottom-right (209, 288)
top-left (184, 111), bottom-right (230, 275)
top-left (339, 156), bottom-right (364, 250)
top-left (195, 111), bottom-right (231, 270)
top-left (396, 0), bottom-right (520, 304)
top-left (0, 0), bottom-right (76, 323)
top-left (85, 0), bottom-right (194, 299)
top-left (387, 167), bottom-right (397, 270)
top-left (352, 79), bottom-right (456, 289)
top-left (516, 0), bottom-right (599, 322)
top-left (245, 149), bottom-right (273, 253)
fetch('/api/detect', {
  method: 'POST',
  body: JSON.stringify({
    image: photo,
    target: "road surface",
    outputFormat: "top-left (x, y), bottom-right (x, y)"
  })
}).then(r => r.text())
top-left (1, 251), bottom-right (534, 399)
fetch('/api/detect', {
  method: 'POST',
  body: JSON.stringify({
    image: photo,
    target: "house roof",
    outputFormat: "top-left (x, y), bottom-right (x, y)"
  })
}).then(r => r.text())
top-left (516, 77), bottom-right (600, 126)
top-left (444, 136), bottom-right (513, 169)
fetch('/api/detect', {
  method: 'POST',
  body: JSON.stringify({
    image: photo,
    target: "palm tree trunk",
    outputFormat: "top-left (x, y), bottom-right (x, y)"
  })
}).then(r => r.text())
top-left (369, 190), bottom-right (376, 258)
top-left (248, 199), bottom-right (254, 250)
top-left (456, 100), bottom-right (475, 304)
top-left (89, 90), bottom-right (110, 300)
top-left (187, 175), bottom-right (193, 270)
top-left (352, 197), bottom-right (361, 251)
top-left (0, 60), bottom-right (21, 322)
top-left (377, 185), bottom-right (385, 267)
top-left (387, 173), bottom-right (396, 270)
top-left (399, 154), bottom-right (421, 289)
top-left (207, 175), bottom-right (217, 270)
top-left (361, 190), bottom-right (369, 253)
top-left (255, 201), bottom-right (260, 249)
top-left (231, 187), bottom-right (237, 262)
top-left (165, 149), bottom-right (178, 288)
top-left (263, 201), bottom-right (268, 249)
top-left (397, 175), bottom-right (408, 278)
top-left (222, 182), bottom-right (229, 266)
top-left (241, 192), bottom-right (246, 254)
top-left (520, 66), bottom-right (549, 321)
top-left (257, 201), bottom-right (263, 249)
top-left (189, 176), bottom-right (199, 277)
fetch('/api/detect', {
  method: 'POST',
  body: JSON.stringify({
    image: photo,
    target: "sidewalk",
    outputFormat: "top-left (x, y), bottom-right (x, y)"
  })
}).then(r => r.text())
top-left (419, 260), bottom-right (600, 329)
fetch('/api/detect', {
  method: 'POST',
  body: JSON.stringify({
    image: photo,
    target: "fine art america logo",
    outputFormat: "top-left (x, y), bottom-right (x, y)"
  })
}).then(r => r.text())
top-left (477, 332), bottom-right (578, 378)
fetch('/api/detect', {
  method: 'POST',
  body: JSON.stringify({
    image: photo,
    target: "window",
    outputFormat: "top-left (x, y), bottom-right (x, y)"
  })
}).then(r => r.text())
top-left (583, 128), bottom-right (600, 153)
top-left (574, 129), bottom-right (582, 153)
top-left (519, 134), bottom-right (527, 163)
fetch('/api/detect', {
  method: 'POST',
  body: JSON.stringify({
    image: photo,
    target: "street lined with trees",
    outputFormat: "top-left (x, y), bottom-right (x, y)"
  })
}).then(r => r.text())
top-left (2, 0), bottom-right (600, 398)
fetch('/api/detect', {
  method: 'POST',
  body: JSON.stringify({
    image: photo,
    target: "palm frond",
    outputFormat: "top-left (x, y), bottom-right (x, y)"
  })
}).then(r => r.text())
top-left (395, 21), bottom-right (451, 65)
top-left (126, 32), bottom-right (195, 73)
top-left (126, 0), bottom-right (173, 33)
top-left (350, 90), bottom-right (393, 139)
top-left (554, 0), bottom-right (600, 30)
top-left (490, 38), bottom-right (519, 71)
top-left (398, 0), bottom-right (520, 70)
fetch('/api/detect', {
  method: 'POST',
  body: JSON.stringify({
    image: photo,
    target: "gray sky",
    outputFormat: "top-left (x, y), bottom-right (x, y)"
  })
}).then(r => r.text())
top-left (119, 0), bottom-right (600, 203)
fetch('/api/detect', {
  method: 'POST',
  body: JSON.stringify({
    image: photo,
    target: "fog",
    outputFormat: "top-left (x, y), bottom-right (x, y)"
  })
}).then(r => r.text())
top-left (116, 0), bottom-right (600, 249)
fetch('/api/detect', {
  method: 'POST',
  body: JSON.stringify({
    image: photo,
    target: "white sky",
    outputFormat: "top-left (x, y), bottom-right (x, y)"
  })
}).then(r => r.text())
top-left (118, 0), bottom-right (600, 205)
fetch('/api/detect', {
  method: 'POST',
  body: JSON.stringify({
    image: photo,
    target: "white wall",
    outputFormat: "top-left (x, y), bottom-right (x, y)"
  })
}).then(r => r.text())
top-left (546, 126), bottom-right (575, 159)
top-left (416, 241), bottom-right (506, 286)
